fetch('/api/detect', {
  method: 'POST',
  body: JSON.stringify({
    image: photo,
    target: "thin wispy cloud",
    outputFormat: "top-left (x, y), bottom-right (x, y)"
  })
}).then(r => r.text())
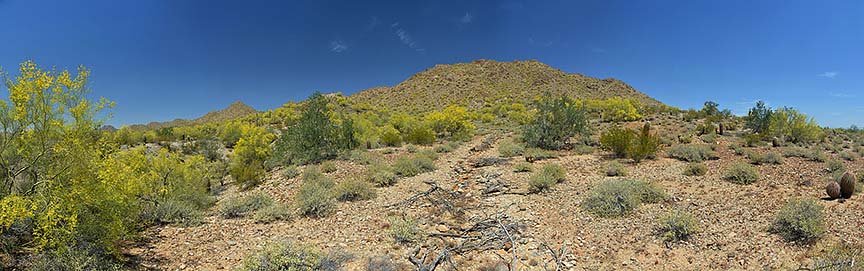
top-left (459, 12), bottom-right (473, 24)
top-left (829, 92), bottom-right (854, 98)
top-left (818, 71), bottom-right (838, 78)
top-left (329, 40), bottom-right (348, 53)
top-left (391, 22), bottom-right (424, 52)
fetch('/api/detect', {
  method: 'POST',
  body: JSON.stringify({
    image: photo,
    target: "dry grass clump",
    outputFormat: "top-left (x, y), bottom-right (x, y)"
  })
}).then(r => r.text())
top-left (581, 179), bottom-right (666, 218)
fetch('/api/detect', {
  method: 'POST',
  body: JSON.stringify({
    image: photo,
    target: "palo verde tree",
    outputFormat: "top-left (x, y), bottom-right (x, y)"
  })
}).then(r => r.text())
top-left (745, 101), bottom-right (773, 134)
top-left (523, 93), bottom-right (590, 150)
top-left (272, 92), bottom-right (357, 165)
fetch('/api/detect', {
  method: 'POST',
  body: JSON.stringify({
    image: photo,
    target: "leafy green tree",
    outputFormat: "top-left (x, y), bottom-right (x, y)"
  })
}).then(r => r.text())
top-left (424, 105), bottom-right (475, 140)
top-left (229, 123), bottom-right (274, 187)
top-left (272, 92), bottom-right (356, 165)
top-left (768, 107), bottom-right (822, 144)
top-left (523, 94), bottom-right (590, 150)
top-left (745, 101), bottom-right (772, 134)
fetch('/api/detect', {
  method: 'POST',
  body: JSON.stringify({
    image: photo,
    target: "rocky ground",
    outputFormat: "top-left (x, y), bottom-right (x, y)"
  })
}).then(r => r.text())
top-left (129, 125), bottom-right (864, 270)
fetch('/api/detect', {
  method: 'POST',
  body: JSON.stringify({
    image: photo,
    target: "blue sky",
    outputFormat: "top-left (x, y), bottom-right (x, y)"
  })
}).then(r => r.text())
top-left (0, 0), bottom-right (861, 127)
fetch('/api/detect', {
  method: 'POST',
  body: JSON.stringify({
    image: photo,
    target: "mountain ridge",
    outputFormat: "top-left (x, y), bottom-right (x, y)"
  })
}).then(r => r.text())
top-left (127, 101), bottom-right (257, 130)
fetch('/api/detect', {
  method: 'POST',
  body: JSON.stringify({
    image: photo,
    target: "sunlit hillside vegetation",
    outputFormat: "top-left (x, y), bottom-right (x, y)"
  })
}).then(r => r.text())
top-left (0, 60), bottom-right (860, 270)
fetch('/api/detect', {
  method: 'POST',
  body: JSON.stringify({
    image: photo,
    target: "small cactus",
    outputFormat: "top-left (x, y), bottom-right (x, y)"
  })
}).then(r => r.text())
top-left (718, 122), bottom-right (725, 135)
top-left (826, 181), bottom-right (841, 199)
top-left (772, 137), bottom-right (781, 147)
top-left (840, 172), bottom-right (856, 198)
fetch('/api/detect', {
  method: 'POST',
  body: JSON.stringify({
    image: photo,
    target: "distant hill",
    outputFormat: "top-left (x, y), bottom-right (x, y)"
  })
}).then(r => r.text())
top-left (350, 59), bottom-right (662, 113)
top-left (128, 101), bottom-right (257, 130)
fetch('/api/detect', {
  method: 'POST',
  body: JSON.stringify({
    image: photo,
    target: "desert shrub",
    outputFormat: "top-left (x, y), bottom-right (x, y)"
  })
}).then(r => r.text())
top-left (333, 179), bottom-right (376, 202)
top-left (749, 152), bottom-right (784, 165)
top-left (605, 161), bottom-right (627, 177)
top-left (417, 149), bottom-right (440, 161)
top-left (683, 162), bottom-right (708, 176)
top-left (253, 204), bottom-right (292, 224)
top-left (392, 154), bottom-right (436, 177)
top-left (196, 139), bottom-right (223, 162)
top-left (581, 179), bottom-right (666, 218)
top-left (28, 247), bottom-right (123, 271)
top-left (513, 162), bottom-right (533, 173)
top-left (238, 241), bottom-right (346, 271)
top-left (523, 94), bottom-right (590, 150)
top-left (524, 148), bottom-right (557, 162)
top-left (379, 125), bottom-right (402, 147)
top-left (229, 124), bottom-right (274, 187)
top-left (655, 210), bottom-right (698, 243)
top-left (343, 149), bottom-right (381, 165)
top-left (366, 256), bottom-right (406, 271)
top-left (583, 97), bottom-right (643, 122)
top-left (365, 163), bottom-right (397, 187)
top-left (387, 216), bottom-right (420, 243)
top-left (826, 159), bottom-right (846, 174)
top-left (723, 163), bottom-right (759, 184)
top-left (629, 123), bottom-right (662, 162)
top-left (667, 144), bottom-right (717, 162)
top-left (218, 192), bottom-right (274, 219)
top-left (295, 172), bottom-right (336, 218)
top-left (768, 107), bottom-right (823, 144)
top-left (320, 160), bottom-right (338, 173)
top-left (498, 139), bottom-right (525, 157)
top-left (281, 165), bottom-right (300, 179)
top-left (771, 198), bottom-right (824, 244)
top-left (405, 144), bottom-right (418, 153)
top-left (218, 121), bottom-right (244, 148)
top-left (528, 164), bottom-right (567, 193)
top-left (572, 144), bottom-right (595, 155)
top-left (271, 92), bottom-right (357, 165)
top-left (433, 143), bottom-right (455, 153)
top-left (146, 200), bottom-right (204, 227)
top-left (839, 151), bottom-right (857, 161)
top-left (599, 127), bottom-right (634, 158)
top-left (811, 242), bottom-right (864, 271)
top-left (424, 105), bottom-right (476, 140)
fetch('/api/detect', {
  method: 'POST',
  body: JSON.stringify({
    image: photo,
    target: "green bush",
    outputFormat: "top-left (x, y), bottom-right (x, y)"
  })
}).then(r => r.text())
top-left (146, 200), bottom-right (204, 226)
top-left (667, 144), bottom-right (717, 162)
top-left (768, 107), bottom-right (823, 144)
top-left (683, 162), bottom-right (708, 176)
top-left (523, 94), bottom-right (590, 150)
top-left (281, 165), bottom-right (300, 179)
top-left (528, 164), bottom-right (567, 193)
top-left (827, 159), bottom-right (846, 174)
top-left (749, 152), bottom-right (784, 165)
top-left (218, 192), bottom-right (274, 219)
top-left (365, 163), bottom-right (397, 187)
top-left (629, 123), bottom-right (662, 163)
top-left (839, 151), bottom-right (857, 161)
top-left (572, 144), bottom-right (595, 155)
top-left (513, 162), bottom-right (533, 173)
top-left (581, 179), bottom-right (666, 218)
top-left (433, 142), bottom-right (456, 153)
top-left (600, 127), bottom-right (634, 158)
top-left (320, 160), bottom-right (338, 173)
top-left (253, 204), bottom-right (292, 223)
top-left (723, 162), bottom-right (759, 184)
top-left (771, 198), bottom-right (824, 244)
top-left (387, 216), bottom-right (420, 243)
top-left (333, 179), bottom-right (376, 202)
top-left (745, 101), bottom-right (772, 134)
top-left (405, 144), bottom-right (418, 153)
top-left (295, 172), bottom-right (336, 218)
top-left (811, 242), bottom-right (864, 270)
top-left (238, 241), bottom-right (346, 271)
top-left (498, 139), bottom-right (525, 157)
top-left (655, 210), bottom-right (698, 243)
top-left (524, 148), bottom-right (557, 162)
top-left (605, 161), bottom-right (627, 177)
top-left (392, 154), bottom-right (436, 177)
top-left (342, 149), bottom-right (381, 165)
top-left (29, 247), bottom-right (123, 271)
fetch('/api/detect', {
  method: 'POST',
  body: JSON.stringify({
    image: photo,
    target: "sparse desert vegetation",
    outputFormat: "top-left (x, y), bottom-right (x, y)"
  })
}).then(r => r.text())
top-left (0, 59), bottom-right (861, 271)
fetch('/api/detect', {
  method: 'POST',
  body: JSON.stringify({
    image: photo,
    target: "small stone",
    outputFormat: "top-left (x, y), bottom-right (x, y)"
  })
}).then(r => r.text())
top-left (435, 224), bottom-right (449, 232)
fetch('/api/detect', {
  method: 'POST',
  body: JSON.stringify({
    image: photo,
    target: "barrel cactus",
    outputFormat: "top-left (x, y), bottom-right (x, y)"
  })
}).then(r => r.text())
top-left (826, 181), bottom-right (841, 199)
top-left (840, 172), bottom-right (856, 198)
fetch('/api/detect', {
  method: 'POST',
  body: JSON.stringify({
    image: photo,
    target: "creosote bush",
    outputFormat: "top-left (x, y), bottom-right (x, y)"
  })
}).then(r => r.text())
top-left (333, 179), bottom-right (376, 202)
top-left (667, 144), bottom-right (717, 162)
top-left (392, 154), bottom-right (436, 177)
top-left (513, 162), bottom-right (533, 173)
top-left (581, 179), bottom-right (666, 218)
top-left (528, 164), bottom-right (566, 193)
top-left (771, 198), bottom-right (824, 244)
top-left (723, 162), bottom-right (759, 184)
top-left (218, 192), bottom-right (274, 219)
top-left (365, 163), bottom-right (397, 187)
top-left (238, 240), bottom-right (347, 271)
top-left (749, 152), bottom-right (784, 165)
top-left (295, 168), bottom-right (337, 218)
top-left (498, 138), bottom-right (525, 157)
top-left (683, 162), bottom-right (708, 176)
top-left (253, 204), bottom-right (292, 224)
top-left (387, 216), bottom-right (420, 244)
top-left (320, 160), bottom-right (338, 173)
top-left (656, 210), bottom-right (698, 243)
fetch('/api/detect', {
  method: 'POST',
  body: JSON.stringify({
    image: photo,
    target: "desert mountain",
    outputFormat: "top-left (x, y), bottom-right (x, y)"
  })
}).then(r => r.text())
top-left (129, 101), bottom-right (257, 130)
top-left (350, 59), bottom-right (662, 113)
